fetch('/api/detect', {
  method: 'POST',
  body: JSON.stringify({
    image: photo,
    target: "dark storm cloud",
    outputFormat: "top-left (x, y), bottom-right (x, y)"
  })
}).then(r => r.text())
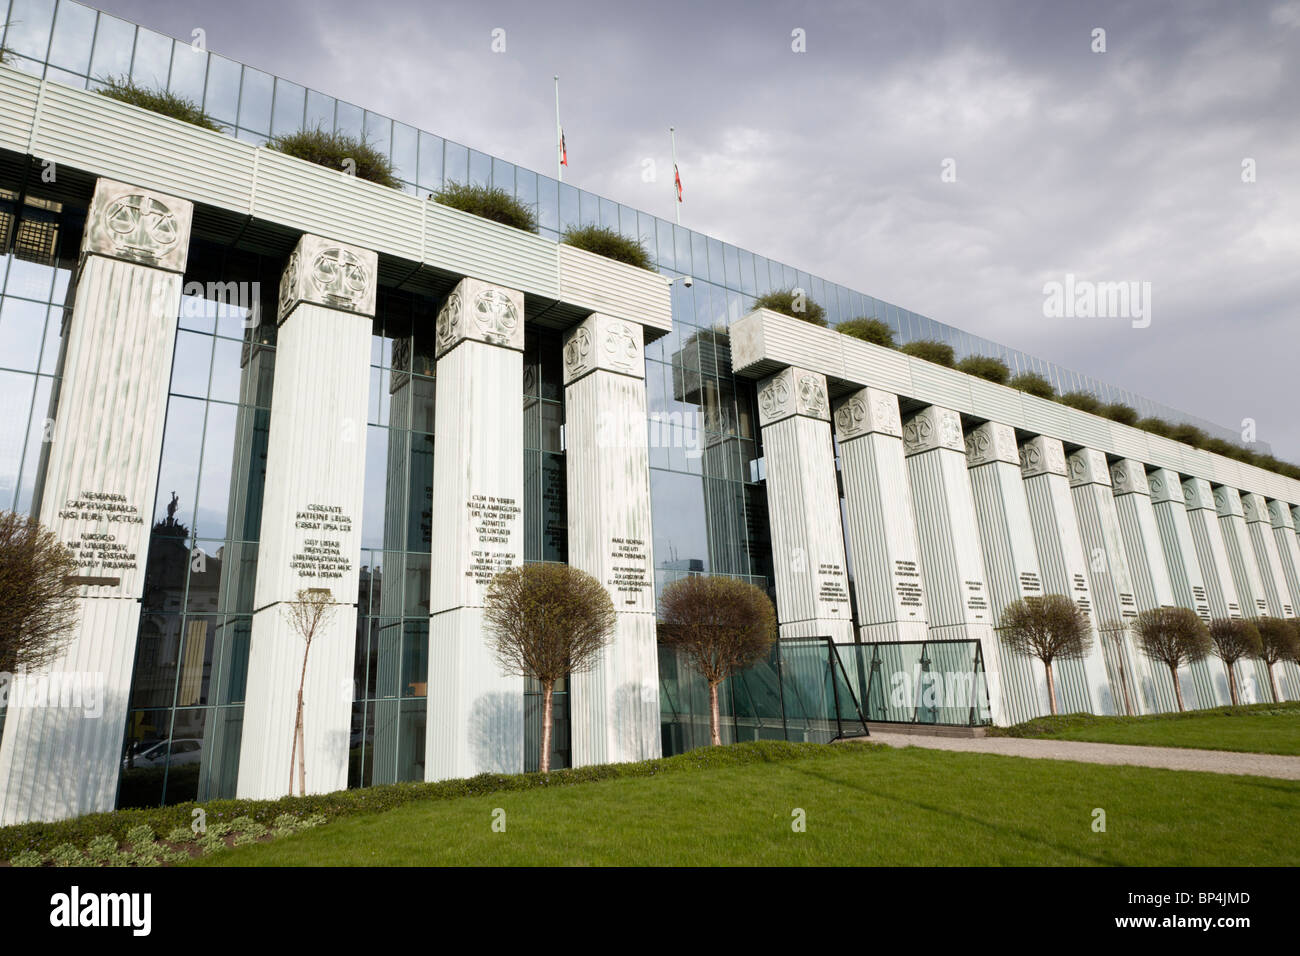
top-left (94, 0), bottom-right (1300, 457)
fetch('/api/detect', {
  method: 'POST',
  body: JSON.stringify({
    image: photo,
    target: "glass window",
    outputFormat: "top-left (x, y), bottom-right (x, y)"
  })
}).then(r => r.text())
top-left (0, 298), bottom-right (47, 372)
top-left (364, 111), bottom-right (392, 159)
top-left (515, 168), bottom-right (537, 219)
top-left (153, 396), bottom-right (206, 527)
top-left (739, 250), bottom-right (757, 296)
top-left (707, 237), bottom-right (725, 285)
top-left (637, 211), bottom-right (657, 258)
top-left (417, 132), bottom-right (444, 192)
top-left (130, 26), bottom-right (172, 89)
top-left (492, 157), bottom-right (515, 195)
top-left (193, 403), bottom-right (236, 538)
top-left (599, 196), bottom-right (619, 231)
top-left (390, 122), bottom-right (417, 185)
top-left (558, 183), bottom-right (579, 232)
top-left (468, 149), bottom-right (492, 187)
top-left (168, 44), bottom-right (207, 105)
top-left (203, 55), bottom-right (241, 125)
top-left (271, 79), bottom-right (306, 138)
top-left (335, 100), bottom-right (363, 138)
top-left (237, 67), bottom-right (273, 135)
top-left (46, 0), bottom-right (96, 75)
top-left (619, 204), bottom-right (638, 242)
top-left (5, 0), bottom-right (55, 61)
top-left (535, 174), bottom-right (559, 232)
top-left (674, 225), bottom-right (691, 274)
top-left (304, 89), bottom-right (334, 131)
top-left (444, 141), bottom-right (468, 186)
top-left (89, 12), bottom-right (133, 81)
top-left (579, 190), bottom-right (599, 228)
top-left (724, 244), bottom-right (741, 290)
top-left (656, 218), bottom-right (675, 270)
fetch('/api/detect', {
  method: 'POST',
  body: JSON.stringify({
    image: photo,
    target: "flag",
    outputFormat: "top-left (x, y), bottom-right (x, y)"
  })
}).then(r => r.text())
top-left (674, 163), bottom-right (683, 202)
top-left (561, 130), bottom-right (568, 167)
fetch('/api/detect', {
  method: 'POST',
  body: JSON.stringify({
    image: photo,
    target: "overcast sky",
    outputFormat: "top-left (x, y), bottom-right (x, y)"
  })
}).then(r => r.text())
top-left (96, 0), bottom-right (1300, 460)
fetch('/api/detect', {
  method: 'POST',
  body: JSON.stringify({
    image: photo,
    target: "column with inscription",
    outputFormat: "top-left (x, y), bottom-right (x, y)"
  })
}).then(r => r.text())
top-left (756, 367), bottom-right (852, 641)
top-left (1068, 450), bottom-right (1156, 715)
top-left (834, 387), bottom-right (928, 642)
top-left (1267, 500), bottom-right (1300, 698)
top-left (901, 406), bottom-right (1003, 724)
top-left (0, 180), bottom-right (193, 824)
top-left (236, 236), bottom-right (376, 799)
top-left (425, 279), bottom-right (526, 779)
top-left (1018, 437), bottom-right (1115, 714)
top-left (563, 314), bottom-right (659, 766)
top-left (1236, 490), bottom-right (1298, 700)
top-left (1108, 459), bottom-right (1183, 711)
top-left (1148, 469), bottom-right (1226, 706)
top-left (965, 421), bottom-right (1050, 724)
top-left (1182, 478), bottom-right (1258, 702)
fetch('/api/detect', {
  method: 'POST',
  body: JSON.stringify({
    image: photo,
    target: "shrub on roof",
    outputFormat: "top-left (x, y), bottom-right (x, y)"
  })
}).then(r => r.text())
top-left (1008, 372), bottom-right (1055, 399)
top-left (266, 126), bottom-right (399, 188)
top-left (1099, 402), bottom-right (1139, 426)
top-left (1057, 391), bottom-right (1103, 414)
top-left (837, 317), bottom-right (895, 348)
top-left (900, 339), bottom-right (956, 368)
top-left (753, 289), bottom-right (827, 326)
top-left (561, 225), bottom-right (654, 270)
top-left (97, 76), bottom-right (223, 133)
top-left (955, 355), bottom-right (1010, 384)
top-left (432, 182), bottom-right (538, 233)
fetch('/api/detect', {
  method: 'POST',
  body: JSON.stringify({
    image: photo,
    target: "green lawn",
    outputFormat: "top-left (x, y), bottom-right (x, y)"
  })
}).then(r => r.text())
top-left (990, 703), bottom-right (1300, 755)
top-left (188, 743), bottom-right (1299, 866)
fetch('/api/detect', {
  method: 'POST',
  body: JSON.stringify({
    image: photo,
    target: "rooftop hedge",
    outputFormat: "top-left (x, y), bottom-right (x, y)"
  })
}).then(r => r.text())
top-left (266, 126), bottom-right (399, 188)
top-left (561, 224), bottom-right (654, 270)
top-left (96, 77), bottom-right (223, 132)
top-left (753, 288), bottom-right (827, 326)
top-left (432, 181), bottom-right (538, 232)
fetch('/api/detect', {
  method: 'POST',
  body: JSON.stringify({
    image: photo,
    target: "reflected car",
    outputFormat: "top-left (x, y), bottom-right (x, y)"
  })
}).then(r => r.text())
top-left (122, 738), bottom-right (203, 770)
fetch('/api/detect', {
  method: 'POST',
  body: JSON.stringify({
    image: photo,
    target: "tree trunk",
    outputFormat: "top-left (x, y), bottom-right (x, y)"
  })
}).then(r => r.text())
top-left (1045, 661), bottom-right (1058, 715)
top-left (1268, 662), bottom-right (1281, 704)
top-left (293, 636), bottom-right (312, 796)
top-left (709, 680), bottom-right (721, 746)
top-left (540, 680), bottom-right (554, 774)
top-left (1170, 664), bottom-right (1185, 711)
top-left (1225, 660), bottom-right (1239, 706)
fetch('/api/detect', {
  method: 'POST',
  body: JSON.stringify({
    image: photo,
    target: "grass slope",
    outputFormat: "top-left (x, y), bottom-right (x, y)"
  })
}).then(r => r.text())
top-left (189, 743), bottom-right (1299, 867)
top-left (990, 703), bottom-right (1300, 755)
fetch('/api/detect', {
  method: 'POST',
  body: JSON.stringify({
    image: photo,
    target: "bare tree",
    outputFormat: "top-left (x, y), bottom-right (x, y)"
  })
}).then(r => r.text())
top-left (657, 575), bottom-right (777, 746)
top-left (484, 564), bottom-right (615, 773)
top-left (1255, 617), bottom-right (1299, 704)
top-left (1207, 618), bottom-right (1262, 706)
top-left (997, 595), bottom-right (1092, 715)
top-left (282, 588), bottom-right (337, 796)
top-left (0, 512), bottom-right (79, 673)
top-left (1133, 607), bottom-right (1211, 712)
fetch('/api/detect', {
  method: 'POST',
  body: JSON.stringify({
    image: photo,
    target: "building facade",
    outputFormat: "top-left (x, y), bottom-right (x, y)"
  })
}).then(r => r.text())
top-left (0, 1), bottom-right (1298, 823)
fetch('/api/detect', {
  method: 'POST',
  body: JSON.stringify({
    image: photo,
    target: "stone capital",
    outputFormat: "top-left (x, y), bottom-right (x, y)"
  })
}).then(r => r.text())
top-left (833, 386), bottom-right (901, 442)
top-left (1147, 468), bottom-right (1184, 504)
top-left (1240, 491), bottom-right (1270, 524)
top-left (1213, 485), bottom-right (1245, 519)
top-left (82, 178), bottom-right (193, 273)
top-left (1182, 477), bottom-right (1216, 512)
top-left (278, 234), bottom-right (378, 324)
top-left (1019, 435), bottom-right (1067, 478)
top-left (902, 405), bottom-right (964, 456)
top-left (757, 366), bottom-right (829, 427)
top-left (434, 277), bottom-right (525, 356)
top-left (1109, 459), bottom-right (1150, 496)
top-left (1267, 499), bottom-right (1296, 531)
top-left (562, 313), bottom-right (643, 384)
top-left (1068, 448), bottom-right (1111, 488)
top-left (964, 421), bottom-right (1019, 467)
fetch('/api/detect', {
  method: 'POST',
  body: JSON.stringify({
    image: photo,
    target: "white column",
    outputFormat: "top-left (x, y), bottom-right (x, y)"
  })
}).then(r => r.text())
top-left (1267, 500), bottom-right (1300, 698)
top-left (563, 313), bottom-right (659, 766)
top-left (425, 278), bottom-right (526, 780)
top-left (1214, 485), bottom-right (1279, 701)
top-left (901, 405), bottom-right (1003, 724)
top-left (1242, 492), bottom-right (1298, 700)
top-left (756, 367), bottom-right (852, 641)
top-left (1018, 437), bottom-right (1114, 714)
top-left (236, 236), bottom-right (377, 799)
top-left (0, 181), bottom-right (193, 824)
top-left (965, 421), bottom-right (1050, 723)
top-left (1149, 469), bottom-right (1227, 706)
top-left (833, 387), bottom-right (928, 642)
top-left (1183, 478), bottom-right (1259, 702)
top-left (1109, 459), bottom-right (1184, 711)
top-left (1068, 449), bottom-right (1154, 714)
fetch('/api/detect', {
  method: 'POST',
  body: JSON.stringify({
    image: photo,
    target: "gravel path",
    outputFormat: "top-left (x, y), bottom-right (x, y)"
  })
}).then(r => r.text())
top-left (865, 732), bottom-right (1300, 780)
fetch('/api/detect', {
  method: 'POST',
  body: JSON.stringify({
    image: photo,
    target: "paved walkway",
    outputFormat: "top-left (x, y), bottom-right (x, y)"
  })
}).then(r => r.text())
top-left (865, 732), bottom-right (1300, 780)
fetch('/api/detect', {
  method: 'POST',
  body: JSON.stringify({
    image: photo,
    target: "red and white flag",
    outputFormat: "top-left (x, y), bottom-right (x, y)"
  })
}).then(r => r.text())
top-left (561, 130), bottom-right (568, 167)
top-left (674, 163), bottom-right (683, 202)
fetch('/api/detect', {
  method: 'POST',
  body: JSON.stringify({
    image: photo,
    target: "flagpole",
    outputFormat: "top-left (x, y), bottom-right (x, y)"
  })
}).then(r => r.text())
top-left (554, 75), bottom-right (563, 183)
top-left (669, 126), bottom-right (680, 225)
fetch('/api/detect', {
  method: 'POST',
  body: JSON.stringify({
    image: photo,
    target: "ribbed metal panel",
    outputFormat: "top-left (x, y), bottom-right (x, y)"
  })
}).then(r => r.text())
top-left (762, 415), bottom-right (853, 639)
top-left (746, 309), bottom-right (849, 382)
top-left (840, 336), bottom-right (913, 395)
top-left (0, 253), bottom-right (181, 824)
top-left (1243, 511), bottom-right (1295, 619)
top-left (424, 201), bottom-right (560, 299)
top-left (1185, 500), bottom-right (1247, 620)
top-left (967, 378), bottom-right (1023, 425)
top-left (968, 459), bottom-right (1049, 723)
top-left (565, 371), bottom-right (659, 766)
top-left (1018, 394), bottom-right (1072, 439)
top-left (908, 362), bottom-right (974, 414)
top-left (1066, 408), bottom-right (1112, 450)
top-left (1218, 510), bottom-right (1270, 618)
top-left (426, 339), bottom-right (526, 779)
top-left (237, 302), bottom-right (371, 799)
top-left (1107, 422), bottom-right (1151, 462)
top-left (33, 80), bottom-right (254, 214)
top-left (557, 244), bottom-right (672, 335)
top-left (253, 149), bottom-right (424, 262)
top-left (1145, 434), bottom-right (1191, 473)
top-left (840, 432), bottom-right (929, 639)
top-left (1021, 471), bottom-right (1114, 714)
top-left (0, 65), bottom-right (39, 152)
